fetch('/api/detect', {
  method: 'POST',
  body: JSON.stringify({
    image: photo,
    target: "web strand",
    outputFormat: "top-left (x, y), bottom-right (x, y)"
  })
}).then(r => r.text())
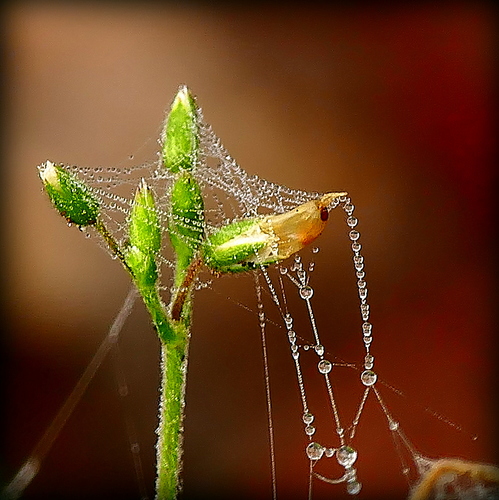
top-left (3, 287), bottom-right (138, 500)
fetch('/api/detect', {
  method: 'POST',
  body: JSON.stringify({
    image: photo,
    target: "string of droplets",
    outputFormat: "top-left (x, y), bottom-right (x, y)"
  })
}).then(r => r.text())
top-left (270, 196), bottom-right (379, 497)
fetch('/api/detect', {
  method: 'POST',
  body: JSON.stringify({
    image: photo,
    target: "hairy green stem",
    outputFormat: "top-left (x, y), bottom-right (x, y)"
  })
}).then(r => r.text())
top-left (155, 334), bottom-right (188, 499)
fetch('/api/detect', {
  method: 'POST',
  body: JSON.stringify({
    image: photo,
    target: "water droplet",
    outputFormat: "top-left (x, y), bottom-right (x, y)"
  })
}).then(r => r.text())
top-left (303, 412), bottom-right (314, 424)
top-left (292, 351), bottom-right (300, 359)
top-left (336, 427), bottom-right (345, 438)
top-left (306, 442), bottom-right (324, 460)
top-left (389, 420), bottom-right (399, 431)
top-left (284, 314), bottom-right (293, 327)
top-left (347, 216), bottom-right (358, 228)
top-left (362, 322), bottom-right (372, 335)
top-left (336, 445), bottom-right (358, 467)
top-left (279, 266), bottom-right (288, 274)
top-left (305, 425), bottom-right (316, 436)
top-left (349, 230), bottom-right (360, 241)
top-left (299, 286), bottom-right (314, 300)
top-left (325, 448), bottom-right (336, 458)
top-left (357, 280), bottom-right (367, 289)
top-left (356, 271), bottom-right (365, 279)
top-left (291, 344), bottom-right (299, 353)
top-left (364, 354), bottom-right (374, 369)
top-left (297, 269), bottom-right (306, 282)
top-left (288, 330), bottom-right (296, 341)
top-left (353, 255), bottom-right (364, 265)
top-left (352, 242), bottom-right (361, 252)
top-left (312, 246), bottom-right (320, 254)
top-left (361, 370), bottom-right (377, 386)
top-left (344, 203), bottom-right (355, 216)
top-left (294, 254), bottom-right (301, 263)
top-left (303, 345), bottom-right (310, 351)
top-left (360, 304), bottom-right (369, 320)
top-left (318, 359), bottom-right (332, 374)
top-left (308, 262), bottom-right (315, 272)
top-left (344, 468), bottom-right (357, 482)
top-left (363, 336), bottom-right (373, 345)
top-left (359, 288), bottom-right (368, 300)
top-left (346, 480), bottom-right (362, 495)
top-left (314, 344), bottom-right (324, 356)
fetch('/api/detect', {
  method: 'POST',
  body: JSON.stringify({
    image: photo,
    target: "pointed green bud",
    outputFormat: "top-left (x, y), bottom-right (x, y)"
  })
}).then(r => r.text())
top-left (202, 192), bottom-right (347, 273)
top-left (125, 179), bottom-right (161, 289)
top-left (202, 218), bottom-right (266, 273)
top-left (129, 179), bottom-right (161, 255)
top-left (168, 172), bottom-right (205, 283)
top-left (38, 160), bottom-right (100, 226)
top-left (162, 85), bottom-right (199, 173)
top-left (125, 245), bottom-right (158, 289)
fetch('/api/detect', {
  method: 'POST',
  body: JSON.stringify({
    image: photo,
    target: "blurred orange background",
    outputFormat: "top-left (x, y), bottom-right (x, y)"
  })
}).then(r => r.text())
top-left (1, 3), bottom-right (496, 499)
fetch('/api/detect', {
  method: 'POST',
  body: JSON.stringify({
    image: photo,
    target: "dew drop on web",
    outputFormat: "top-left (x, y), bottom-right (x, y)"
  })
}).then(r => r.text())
top-left (299, 285), bottom-right (314, 300)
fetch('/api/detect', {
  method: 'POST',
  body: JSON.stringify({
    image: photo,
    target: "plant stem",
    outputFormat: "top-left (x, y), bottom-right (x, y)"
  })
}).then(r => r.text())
top-left (94, 215), bottom-right (185, 497)
top-left (155, 334), bottom-right (188, 500)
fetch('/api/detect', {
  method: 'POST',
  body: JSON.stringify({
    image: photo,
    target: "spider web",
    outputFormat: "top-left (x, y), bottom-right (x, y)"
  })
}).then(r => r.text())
top-left (4, 108), bottom-right (497, 500)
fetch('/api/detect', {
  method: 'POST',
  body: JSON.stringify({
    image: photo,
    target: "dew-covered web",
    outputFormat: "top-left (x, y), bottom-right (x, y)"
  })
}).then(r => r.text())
top-left (6, 107), bottom-right (498, 500)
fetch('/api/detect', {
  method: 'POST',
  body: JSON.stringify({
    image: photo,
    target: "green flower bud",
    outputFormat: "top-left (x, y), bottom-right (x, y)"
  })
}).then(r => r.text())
top-left (203, 192), bottom-right (347, 273)
top-left (129, 179), bottom-right (161, 255)
top-left (168, 172), bottom-right (205, 282)
top-left (125, 245), bottom-right (158, 289)
top-left (38, 161), bottom-right (100, 226)
top-left (125, 179), bottom-right (161, 289)
top-left (202, 218), bottom-right (267, 273)
top-left (162, 85), bottom-right (198, 173)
